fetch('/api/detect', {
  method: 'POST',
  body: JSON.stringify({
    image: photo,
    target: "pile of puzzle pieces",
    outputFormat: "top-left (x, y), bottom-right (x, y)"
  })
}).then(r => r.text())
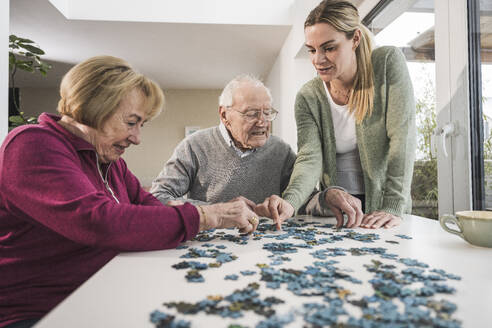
top-left (150, 218), bottom-right (462, 328)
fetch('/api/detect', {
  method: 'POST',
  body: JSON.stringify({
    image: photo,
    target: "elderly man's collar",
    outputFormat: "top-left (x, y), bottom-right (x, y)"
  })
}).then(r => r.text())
top-left (219, 123), bottom-right (258, 157)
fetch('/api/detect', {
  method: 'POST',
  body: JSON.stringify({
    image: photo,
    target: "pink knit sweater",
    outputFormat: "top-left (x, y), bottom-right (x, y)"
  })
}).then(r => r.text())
top-left (0, 113), bottom-right (199, 327)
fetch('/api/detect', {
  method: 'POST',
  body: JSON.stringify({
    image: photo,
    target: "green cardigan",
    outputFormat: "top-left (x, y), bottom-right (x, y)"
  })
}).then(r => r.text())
top-left (283, 46), bottom-right (416, 217)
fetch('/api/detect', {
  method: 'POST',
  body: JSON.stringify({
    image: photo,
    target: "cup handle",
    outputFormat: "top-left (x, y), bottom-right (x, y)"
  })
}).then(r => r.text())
top-left (439, 214), bottom-right (464, 239)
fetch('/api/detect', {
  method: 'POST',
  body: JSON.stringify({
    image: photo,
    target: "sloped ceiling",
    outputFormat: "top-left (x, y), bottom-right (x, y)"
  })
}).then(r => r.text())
top-left (10, 0), bottom-right (294, 89)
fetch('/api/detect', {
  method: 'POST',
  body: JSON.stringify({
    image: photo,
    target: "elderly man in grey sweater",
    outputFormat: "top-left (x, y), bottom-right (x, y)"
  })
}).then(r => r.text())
top-left (150, 75), bottom-right (296, 209)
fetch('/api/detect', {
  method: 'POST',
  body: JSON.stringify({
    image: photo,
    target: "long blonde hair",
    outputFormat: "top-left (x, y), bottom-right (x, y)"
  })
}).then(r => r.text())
top-left (58, 56), bottom-right (164, 130)
top-left (305, 0), bottom-right (374, 123)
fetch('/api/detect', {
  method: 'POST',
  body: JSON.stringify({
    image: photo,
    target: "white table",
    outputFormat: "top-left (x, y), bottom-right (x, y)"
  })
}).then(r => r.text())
top-left (35, 215), bottom-right (492, 327)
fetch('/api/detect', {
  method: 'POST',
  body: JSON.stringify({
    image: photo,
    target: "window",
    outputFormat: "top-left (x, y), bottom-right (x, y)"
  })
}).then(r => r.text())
top-left (365, 0), bottom-right (438, 218)
top-left (478, 0), bottom-right (492, 209)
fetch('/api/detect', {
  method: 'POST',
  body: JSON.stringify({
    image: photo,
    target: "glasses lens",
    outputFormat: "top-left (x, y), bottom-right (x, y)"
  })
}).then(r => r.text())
top-left (241, 109), bottom-right (277, 121)
top-left (264, 109), bottom-right (277, 121)
top-left (244, 111), bottom-right (258, 121)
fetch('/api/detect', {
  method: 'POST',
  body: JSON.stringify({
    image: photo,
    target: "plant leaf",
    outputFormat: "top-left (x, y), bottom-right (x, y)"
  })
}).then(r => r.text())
top-left (17, 59), bottom-right (33, 65)
top-left (41, 62), bottom-right (52, 70)
top-left (17, 37), bottom-right (35, 44)
top-left (19, 44), bottom-right (45, 55)
top-left (9, 116), bottom-right (26, 124)
top-left (17, 64), bottom-right (34, 72)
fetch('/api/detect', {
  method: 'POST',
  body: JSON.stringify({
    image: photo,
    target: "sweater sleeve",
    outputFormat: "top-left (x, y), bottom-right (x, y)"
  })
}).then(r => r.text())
top-left (0, 129), bottom-right (200, 251)
top-left (381, 48), bottom-right (417, 216)
top-left (150, 138), bottom-right (198, 204)
top-left (282, 92), bottom-right (324, 212)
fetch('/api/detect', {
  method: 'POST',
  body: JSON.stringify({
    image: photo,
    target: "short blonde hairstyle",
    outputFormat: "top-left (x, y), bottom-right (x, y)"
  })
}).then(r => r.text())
top-left (305, 0), bottom-right (374, 124)
top-left (58, 56), bottom-right (164, 129)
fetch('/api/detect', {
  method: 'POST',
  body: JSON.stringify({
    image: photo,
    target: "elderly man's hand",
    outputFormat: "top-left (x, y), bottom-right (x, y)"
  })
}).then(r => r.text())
top-left (228, 196), bottom-right (257, 211)
top-left (255, 195), bottom-right (294, 230)
top-left (361, 211), bottom-right (402, 229)
top-left (324, 189), bottom-right (363, 229)
top-left (198, 200), bottom-right (259, 234)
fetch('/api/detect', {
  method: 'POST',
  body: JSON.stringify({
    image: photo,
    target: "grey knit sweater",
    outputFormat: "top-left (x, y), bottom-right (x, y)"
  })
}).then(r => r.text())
top-left (283, 46), bottom-right (416, 217)
top-left (150, 126), bottom-right (296, 205)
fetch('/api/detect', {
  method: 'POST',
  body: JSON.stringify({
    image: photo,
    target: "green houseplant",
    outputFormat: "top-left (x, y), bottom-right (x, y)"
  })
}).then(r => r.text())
top-left (411, 68), bottom-right (438, 219)
top-left (8, 34), bottom-right (51, 131)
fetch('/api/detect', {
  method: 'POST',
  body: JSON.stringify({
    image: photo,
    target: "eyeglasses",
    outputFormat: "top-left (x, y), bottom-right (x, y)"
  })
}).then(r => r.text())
top-left (227, 107), bottom-right (278, 122)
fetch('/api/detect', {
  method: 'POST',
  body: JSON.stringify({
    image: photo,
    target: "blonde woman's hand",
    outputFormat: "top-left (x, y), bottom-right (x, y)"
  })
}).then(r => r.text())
top-left (255, 195), bottom-right (294, 230)
top-left (324, 189), bottom-right (363, 228)
top-left (361, 211), bottom-right (402, 229)
top-left (197, 200), bottom-right (259, 234)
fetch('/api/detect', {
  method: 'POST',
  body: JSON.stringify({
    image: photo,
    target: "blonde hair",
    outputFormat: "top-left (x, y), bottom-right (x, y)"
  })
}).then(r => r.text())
top-left (305, 0), bottom-right (374, 123)
top-left (58, 56), bottom-right (164, 129)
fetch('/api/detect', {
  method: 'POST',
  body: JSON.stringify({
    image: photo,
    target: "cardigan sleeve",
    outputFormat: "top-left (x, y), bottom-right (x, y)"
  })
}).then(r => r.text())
top-left (0, 129), bottom-right (200, 251)
top-left (380, 47), bottom-right (417, 216)
top-left (282, 92), bottom-right (324, 212)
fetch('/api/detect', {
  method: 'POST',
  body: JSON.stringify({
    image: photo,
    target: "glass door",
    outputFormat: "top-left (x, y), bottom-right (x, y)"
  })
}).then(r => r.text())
top-left (364, 0), bottom-right (438, 218)
top-left (478, 0), bottom-right (492, 209)
top-left (364, 0), bottom-right (484, 217)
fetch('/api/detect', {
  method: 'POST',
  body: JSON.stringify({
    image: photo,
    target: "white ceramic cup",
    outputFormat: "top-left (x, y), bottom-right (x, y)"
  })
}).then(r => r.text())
top-left (439, 210), bottom-right (492, 247)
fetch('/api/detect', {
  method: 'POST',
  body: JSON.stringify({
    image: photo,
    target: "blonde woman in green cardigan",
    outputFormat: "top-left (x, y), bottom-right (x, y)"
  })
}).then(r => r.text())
top-left (256, 0), bottom-right (416, 230)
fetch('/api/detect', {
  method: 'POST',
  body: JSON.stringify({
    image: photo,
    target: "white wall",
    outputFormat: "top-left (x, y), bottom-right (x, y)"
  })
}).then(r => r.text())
top-left (265, 0), bottom-right (318, 152)
top-left (1, 0), bottom-right (9, 141)
top-left (122, 89), bottom-right (221, 188)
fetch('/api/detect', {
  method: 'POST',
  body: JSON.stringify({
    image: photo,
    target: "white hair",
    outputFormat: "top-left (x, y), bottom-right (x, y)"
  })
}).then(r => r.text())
top-left (219, 74), bottom-right (272, 107)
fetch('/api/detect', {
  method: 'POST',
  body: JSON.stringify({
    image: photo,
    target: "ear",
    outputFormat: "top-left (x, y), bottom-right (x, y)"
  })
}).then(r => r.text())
top-left (218, 106), bottom-right (228, 125)
top-left (352, 29), bottom-right (361, 50)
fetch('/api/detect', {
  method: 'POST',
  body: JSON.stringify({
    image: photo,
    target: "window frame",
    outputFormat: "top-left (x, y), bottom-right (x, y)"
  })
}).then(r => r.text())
top-left (467, 0), bottom-right (485, 210)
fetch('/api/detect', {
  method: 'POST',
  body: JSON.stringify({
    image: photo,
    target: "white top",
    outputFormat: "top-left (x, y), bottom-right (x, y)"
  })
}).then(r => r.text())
top-left (323, 81), bottom-right (357, 154)
top-left (323, 82), bottom-right (364, 194)
top-left (34, 215), bottom-right (492, 328)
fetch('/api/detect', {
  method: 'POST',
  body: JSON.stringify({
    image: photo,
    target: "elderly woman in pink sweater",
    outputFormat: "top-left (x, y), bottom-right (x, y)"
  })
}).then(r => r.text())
top-left (0, 56), bottom-right (258, 328)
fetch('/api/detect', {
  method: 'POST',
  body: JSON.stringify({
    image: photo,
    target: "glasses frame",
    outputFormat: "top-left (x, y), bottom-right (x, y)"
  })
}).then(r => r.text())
top-left (226, 107), bottom-right (278, 122)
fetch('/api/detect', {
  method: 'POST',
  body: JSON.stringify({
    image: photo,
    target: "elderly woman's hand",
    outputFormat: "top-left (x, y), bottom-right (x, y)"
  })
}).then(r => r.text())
top-left (361, 211), bottom-right (402, 229)
top-left (255, 195), bottom-right (294, 230)
top-left (197, 201), bottom-right (259, 234)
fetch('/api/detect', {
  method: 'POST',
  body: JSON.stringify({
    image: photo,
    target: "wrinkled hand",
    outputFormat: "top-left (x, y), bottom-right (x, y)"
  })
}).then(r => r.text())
top-left (166, 200), bottom-right (185, 206)
top-left (324, 189), bottom-right (363, 228)
top-left (228, 196), bottom-right (257, 211)
top-left (361, 211), bottom-right (401, 229)
top-left (255, 195), bottom-right (294, 230)
top-left (198, 200), bottom-right (259, 234)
